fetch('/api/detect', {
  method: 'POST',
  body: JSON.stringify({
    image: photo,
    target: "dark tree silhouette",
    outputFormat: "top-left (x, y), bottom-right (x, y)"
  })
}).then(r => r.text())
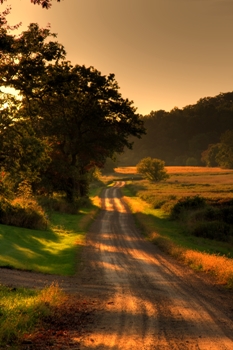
top-left (0, 0), bottom-right (61, 9)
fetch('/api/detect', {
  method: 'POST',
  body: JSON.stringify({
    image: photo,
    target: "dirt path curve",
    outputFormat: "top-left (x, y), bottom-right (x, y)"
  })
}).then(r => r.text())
top-left (78, 181), bottom-right (233, 350)
top-left (0, 181), bottom-right (233, 349)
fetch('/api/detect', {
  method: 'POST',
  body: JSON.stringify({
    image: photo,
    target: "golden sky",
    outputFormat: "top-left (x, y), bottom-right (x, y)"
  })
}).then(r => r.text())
top-left (2, 0), bottom-right (233, 115)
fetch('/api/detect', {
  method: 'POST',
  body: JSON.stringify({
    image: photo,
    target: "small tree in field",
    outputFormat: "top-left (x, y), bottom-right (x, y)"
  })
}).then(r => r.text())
top-left (136, 157), bottom-right (169, 182)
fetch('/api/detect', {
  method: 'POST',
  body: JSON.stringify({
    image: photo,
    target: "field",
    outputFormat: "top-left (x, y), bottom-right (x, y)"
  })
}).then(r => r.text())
top-left (115, 166), bottom-right (233, 202)
top-left (115, 166), bottom-right (233, 288)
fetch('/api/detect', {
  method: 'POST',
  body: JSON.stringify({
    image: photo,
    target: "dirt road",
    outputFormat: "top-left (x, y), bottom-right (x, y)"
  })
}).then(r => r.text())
top-left (78, 181), bottom-right (233, 349)
top-left (0, 181), bottom-right (233, 349)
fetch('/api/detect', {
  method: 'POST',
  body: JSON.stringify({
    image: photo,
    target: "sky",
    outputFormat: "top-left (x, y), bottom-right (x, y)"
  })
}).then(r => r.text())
top-left (2, 0), bottom-right (233, 115)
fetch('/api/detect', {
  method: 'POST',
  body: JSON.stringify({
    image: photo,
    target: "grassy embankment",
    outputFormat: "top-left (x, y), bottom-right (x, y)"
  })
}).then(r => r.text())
top-left (0, 187), bottom-right (102, 347)
top-left (115, 166), bottom-right (233, 288)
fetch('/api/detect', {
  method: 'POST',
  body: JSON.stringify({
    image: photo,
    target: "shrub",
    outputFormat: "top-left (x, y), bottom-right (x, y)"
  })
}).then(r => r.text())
top-left (0, 198), bottom-right (48, 230)
top-left (191, 206), bottom-right (233, 224)
top-left (221, 206), bottom-right (233, 225)
top-left (190, 221), bottom-right (232, 242)
top-left (136, 157), bottom-right (169, 182)
top-left (190, 206), bottom-right (221, 222)
top-left (38, 195), bottom-right (91, 214)
top-left (170, 196), bottom-right (206, 220)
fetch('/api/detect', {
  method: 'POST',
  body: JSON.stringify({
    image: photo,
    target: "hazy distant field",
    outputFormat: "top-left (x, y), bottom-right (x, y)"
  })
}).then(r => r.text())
top-left (114, 166), bottom-right (233, 203)
top-left (115, 166), bottom-right (233, 175)
top-left (115, 166), bottom-right (233, 187)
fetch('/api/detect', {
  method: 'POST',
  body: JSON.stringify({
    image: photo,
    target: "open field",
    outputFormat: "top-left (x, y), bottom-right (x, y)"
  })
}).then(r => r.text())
top-left (115, 166), bottom-right (233, 202)
top-left (116, 166), bottom-right (233, 287)
top-left (115, 166), bottom-right (233, 174)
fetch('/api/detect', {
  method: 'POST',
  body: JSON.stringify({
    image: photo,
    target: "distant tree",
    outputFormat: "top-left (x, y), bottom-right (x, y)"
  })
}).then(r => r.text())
top-left (136, 157), bottom-right (169, 182)
top-left (186, 157), bottom-right (198, 166)
top-left (201, 143), bottom-right (221, 167)
top-left (216, 130), bottom-right (233, 169)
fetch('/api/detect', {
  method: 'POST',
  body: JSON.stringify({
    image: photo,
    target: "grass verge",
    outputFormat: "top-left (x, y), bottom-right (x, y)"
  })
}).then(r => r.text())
top-left (0, 194), bottom-right (101, 276)
top-left (0, 189), bottom-right (102, 348)
top-left (0, 283), bottom-right (63, 348)
top-left (122, 185), bottom-right (233, 289)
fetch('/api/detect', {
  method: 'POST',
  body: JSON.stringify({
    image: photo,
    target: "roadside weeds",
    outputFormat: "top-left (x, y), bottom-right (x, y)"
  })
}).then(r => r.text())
top-left (123, 196), bottom-right (233, 289)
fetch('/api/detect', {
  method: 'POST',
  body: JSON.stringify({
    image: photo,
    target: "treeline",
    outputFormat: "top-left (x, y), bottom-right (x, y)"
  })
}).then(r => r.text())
top-left (120, 92), bottom-right (233, 167)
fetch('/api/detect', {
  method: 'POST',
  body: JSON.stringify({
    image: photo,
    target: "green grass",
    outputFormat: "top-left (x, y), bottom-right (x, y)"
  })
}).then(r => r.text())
top-left (0, 197), bottom-right (100, 276)
top-left (0, 189), bottom-right (103, 348)
top-left (0, 283), bottom-right (64, 348)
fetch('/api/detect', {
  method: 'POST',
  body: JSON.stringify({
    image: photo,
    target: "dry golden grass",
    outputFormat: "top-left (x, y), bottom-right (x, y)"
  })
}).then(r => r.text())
top-left (114, 166), bottom-right (137, 174)
top-left (115, 165), bottom-right (233, 175)
top-left (182, 250), bottom-right (233, 286)
top-left (123, 166), bottom-right (233, 203)
top-left (165, 166), bottom-right (233, 174)
top-left (139, 223), bottom-right (233, 289)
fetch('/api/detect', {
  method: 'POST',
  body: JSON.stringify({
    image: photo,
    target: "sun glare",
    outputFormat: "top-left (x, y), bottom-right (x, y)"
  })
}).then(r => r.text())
top-left (0, 86), bottom-right (21, 98)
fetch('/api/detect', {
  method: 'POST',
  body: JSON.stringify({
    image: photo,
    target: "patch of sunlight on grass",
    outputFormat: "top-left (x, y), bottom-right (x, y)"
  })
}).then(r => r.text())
top-left (37, 233), bottom-right (83, 255)
top-left (12, 245), bottom-right (42, 259)
top-left (0, 194), bottom-right (101, 275)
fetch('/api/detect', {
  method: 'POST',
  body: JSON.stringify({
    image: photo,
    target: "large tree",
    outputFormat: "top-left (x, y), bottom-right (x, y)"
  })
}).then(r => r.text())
top-left (0, 23), bottom-right (145, 201)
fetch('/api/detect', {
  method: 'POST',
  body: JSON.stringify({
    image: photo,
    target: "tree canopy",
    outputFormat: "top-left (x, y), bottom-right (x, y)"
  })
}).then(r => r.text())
top-left (136, 157), bottom-right (169, 182)
top-left (0, 22), bottom-right (145, 201)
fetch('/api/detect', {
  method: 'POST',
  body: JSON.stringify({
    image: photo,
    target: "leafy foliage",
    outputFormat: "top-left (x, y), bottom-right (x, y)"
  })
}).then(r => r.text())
top-left (201, 143), bottom-right (221, 167)
top-left (216, 129), bottom-right (233, 169)
top-left (170, 196), bottom-right (206, 220)
top-left (190, 221), bottom-right (232, 242)
top-left (0, 21), bottom-right (145, 203)
top-left (0, 195), bottom-right (48, 229)
top-left (136, 157), bottom-right (169, 182)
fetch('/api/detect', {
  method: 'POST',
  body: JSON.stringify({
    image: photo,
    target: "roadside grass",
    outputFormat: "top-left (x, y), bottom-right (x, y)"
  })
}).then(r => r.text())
top-left (120, 166), bottom-right (233, 288)
top-left (0, 193), bottom-right (101, 276)
top-left (0, 188), bottom-right (103, 348)
top-left (0, 283), bottom-right (64, 348)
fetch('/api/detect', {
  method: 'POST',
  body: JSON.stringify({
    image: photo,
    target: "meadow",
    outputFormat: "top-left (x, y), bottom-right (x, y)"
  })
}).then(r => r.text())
top-left (116, 166), bottom-right (233, 288)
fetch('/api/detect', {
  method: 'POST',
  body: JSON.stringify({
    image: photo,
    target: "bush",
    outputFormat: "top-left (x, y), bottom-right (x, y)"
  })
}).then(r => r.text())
top-left (0, 198), bottom-right (48, 230)
top-left (170, 196), bottom-right (206, 220)
top-left (190, 206), bottom-right (233, 225)
top-left (190, 221), bottom-right (232, 242)
top-left (136, 157), bottom-right (169, 182)
top-left (38, 195), bottom-right (91, 214)
top-left (221, 206), bottom-right (233, 225)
